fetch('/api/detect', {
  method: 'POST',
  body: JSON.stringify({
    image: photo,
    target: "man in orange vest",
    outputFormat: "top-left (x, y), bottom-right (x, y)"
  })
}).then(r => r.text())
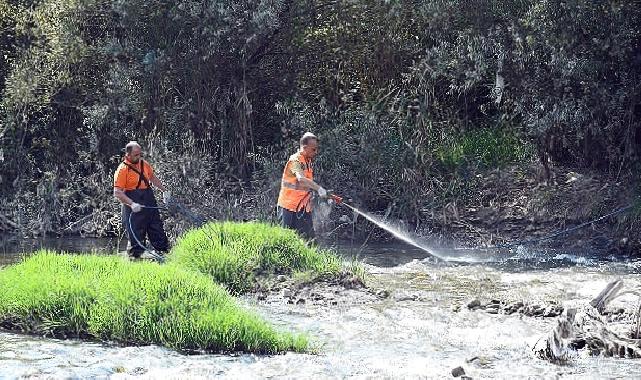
top-left (277, 132), bottom-right (328, 239)
top-left (113, 141), bottom-right (171, 258)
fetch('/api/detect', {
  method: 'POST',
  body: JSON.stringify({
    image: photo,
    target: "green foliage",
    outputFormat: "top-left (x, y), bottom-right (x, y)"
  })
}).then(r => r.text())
top-left (0, 251), bottom-right (307, 353)
top-left (436, 127), bottom-right (533, 170)
top-left (169, 221), bottom-right (343, 294)
top-left (1, 0), bottom-right (640, 233)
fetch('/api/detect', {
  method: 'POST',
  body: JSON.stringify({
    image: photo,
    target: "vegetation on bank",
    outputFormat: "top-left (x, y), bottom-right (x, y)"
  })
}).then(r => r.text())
top-left (168, 221), bottom-right (344, 294)
top-left (0, 251), bottom-right (308, 353)
top-left (1, 1), bottom-right (639, 237)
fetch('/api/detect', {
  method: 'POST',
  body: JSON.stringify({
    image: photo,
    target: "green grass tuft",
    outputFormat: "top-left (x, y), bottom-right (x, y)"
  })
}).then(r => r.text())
top-left (0, 251), bottom-right (307, 353)
top-left (436, 127), bottom-right (533, 169)
top-left (168, 221), bottom-right (343, 293)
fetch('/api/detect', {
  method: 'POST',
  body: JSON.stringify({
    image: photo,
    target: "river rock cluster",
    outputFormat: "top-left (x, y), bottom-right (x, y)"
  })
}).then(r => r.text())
top-left (462, 298), bottom-right (564, 318)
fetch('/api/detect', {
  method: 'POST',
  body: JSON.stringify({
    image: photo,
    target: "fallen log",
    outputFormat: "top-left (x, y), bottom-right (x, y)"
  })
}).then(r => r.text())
top-left (534, 279), bottom-right (641, 362)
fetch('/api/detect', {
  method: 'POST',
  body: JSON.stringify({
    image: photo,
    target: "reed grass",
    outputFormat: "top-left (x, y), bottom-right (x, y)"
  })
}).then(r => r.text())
top-left (0, 251), bottom-right (307, 353)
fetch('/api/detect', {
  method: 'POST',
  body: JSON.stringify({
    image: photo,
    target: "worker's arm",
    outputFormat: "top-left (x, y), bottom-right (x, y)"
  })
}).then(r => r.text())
top-left (114, 187), bottom-right (142, 212)
top-left (149, 173), bottom-right (166, 192)
top-left (114, 187), bottom-right (134, 206)
top-left (289, 160), bottom-right (327, 196)
top-left (296, 174), bottom-right (322, 192)
top-left (150, 173), bottom-right (173, 205)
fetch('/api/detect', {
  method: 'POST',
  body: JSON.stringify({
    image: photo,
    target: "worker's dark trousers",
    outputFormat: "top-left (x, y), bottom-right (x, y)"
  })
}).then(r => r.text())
top-left (278, 206), bottom-right (315, 240)
top-left (122, 188), bottom-right (170, 257)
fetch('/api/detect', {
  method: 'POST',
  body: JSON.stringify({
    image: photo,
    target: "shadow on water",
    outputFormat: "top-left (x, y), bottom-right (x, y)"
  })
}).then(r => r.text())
top-left (0, 236), bottom-right (120, 266)
top-left (2, 234), bottom-right (640, 275)
top-left (323, 204), bottom-right (641, 273)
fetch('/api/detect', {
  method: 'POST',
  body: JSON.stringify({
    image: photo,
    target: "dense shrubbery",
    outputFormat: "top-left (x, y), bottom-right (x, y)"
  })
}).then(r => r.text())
top-left (1, 0), bottom-right (639, 234)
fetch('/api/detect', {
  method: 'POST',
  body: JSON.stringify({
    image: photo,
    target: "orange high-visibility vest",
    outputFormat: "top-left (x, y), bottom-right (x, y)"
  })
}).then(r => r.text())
top-left (277, 151), bottom-right (313, 212)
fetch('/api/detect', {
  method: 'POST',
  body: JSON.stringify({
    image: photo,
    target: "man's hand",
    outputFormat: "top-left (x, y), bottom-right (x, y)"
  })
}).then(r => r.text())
top-left (317, 186), bottom-right (327, 198)
top-left (130, 202), bottom-right (142, 213)
top-left (162, 191), bottom-right (172, 204)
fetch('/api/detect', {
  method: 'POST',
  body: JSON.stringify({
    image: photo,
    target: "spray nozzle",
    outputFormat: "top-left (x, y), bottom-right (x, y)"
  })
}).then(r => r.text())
top-left (324, 190), bottom-right (343, 205)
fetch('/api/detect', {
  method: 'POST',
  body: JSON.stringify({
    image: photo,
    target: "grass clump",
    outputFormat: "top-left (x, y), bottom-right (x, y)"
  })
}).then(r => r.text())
top-left (436, 127), bottom-right (533, 170)
top-left (169, 221), bottom-right (343, 293)
top-left (0, 251), bottom-right (307, 353)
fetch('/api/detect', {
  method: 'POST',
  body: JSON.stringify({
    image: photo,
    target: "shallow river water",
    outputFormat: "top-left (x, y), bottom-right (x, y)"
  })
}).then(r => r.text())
top-left (2, 239), bottom-right (641, 379)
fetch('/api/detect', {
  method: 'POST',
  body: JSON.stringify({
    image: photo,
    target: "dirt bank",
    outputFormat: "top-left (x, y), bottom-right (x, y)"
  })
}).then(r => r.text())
top-left (327, 164), bottom-right (641, 256)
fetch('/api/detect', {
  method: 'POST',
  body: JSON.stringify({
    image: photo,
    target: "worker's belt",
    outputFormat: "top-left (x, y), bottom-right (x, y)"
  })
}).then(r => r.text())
top-left (281, 180), bottom-right (306, 190)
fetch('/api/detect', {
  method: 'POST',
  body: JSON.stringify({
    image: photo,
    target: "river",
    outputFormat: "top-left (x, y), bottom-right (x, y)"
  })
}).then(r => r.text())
top-left (1, 238), bottom-right (641, 378)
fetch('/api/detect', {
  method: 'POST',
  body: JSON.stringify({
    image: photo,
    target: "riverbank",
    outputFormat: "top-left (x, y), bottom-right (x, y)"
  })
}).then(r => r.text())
top-left (1, 162), bottom-right (639, 258)
top-left (327, 164), bottom-right (640, 257)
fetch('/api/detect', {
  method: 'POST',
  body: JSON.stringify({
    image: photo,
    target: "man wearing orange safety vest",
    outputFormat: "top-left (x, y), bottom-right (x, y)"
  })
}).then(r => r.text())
top-left (277, 132), bottom-right (328, 239)
top-left (113, 141), bottom-right (171, 258)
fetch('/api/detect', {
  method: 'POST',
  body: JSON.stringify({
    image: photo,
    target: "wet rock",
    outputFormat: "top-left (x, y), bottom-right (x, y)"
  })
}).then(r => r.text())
top-left (341, 275), bottom-right (364, 289)
top-left (523, 305), bottom-right (543, 316)
top-left (311, 292), bottom-right (324, 301)
top-left (611, 307), bottom-right (625, 315)
top-left (570, 338), bottom-right (586, 350)
top-left (467, 299), bottom-right (481, 310)
top-left (287, 299), bottom-right (294, 305)
top-left (277, 275), bottom-right (287, 282)
top-left (502, 301), bottom-right (525, 315)
top-left (543, 305), bottom-right (563, 317)
top-left (484, 302), bottom-right (500, 314)
top-left (452, 305), bottom-right (461, 313)
top-left (257, 293), bottom-right (266, 301)
top-left (129, 367), bottom-right (148, 375)
top-left (282, 288), bottom-right (293, 298)
top-left (295, 298), bottom-right (306, 305)
top-left (395, 292), bottom-right (418, 302)
top-left (376, 289), bottom-right (390, 299)
top-left (451, 366), bottom-right (465, 377)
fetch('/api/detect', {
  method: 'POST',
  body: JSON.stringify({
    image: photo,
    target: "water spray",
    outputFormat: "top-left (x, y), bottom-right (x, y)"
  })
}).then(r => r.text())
top-left (338, 201), bottom-right (441, 258)
top-left (332, 195), bottom-right (498, 263)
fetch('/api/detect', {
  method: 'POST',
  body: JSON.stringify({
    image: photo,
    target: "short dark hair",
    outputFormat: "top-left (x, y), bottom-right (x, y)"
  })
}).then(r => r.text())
top-left (299, 132), bottom-right (318, 147)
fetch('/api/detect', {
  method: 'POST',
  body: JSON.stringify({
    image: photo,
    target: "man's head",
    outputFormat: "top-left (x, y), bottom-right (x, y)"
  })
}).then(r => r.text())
top-left (124, 141), bottom-right (142, 163)
top-left (299, 132), bottom-right (319, 160)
